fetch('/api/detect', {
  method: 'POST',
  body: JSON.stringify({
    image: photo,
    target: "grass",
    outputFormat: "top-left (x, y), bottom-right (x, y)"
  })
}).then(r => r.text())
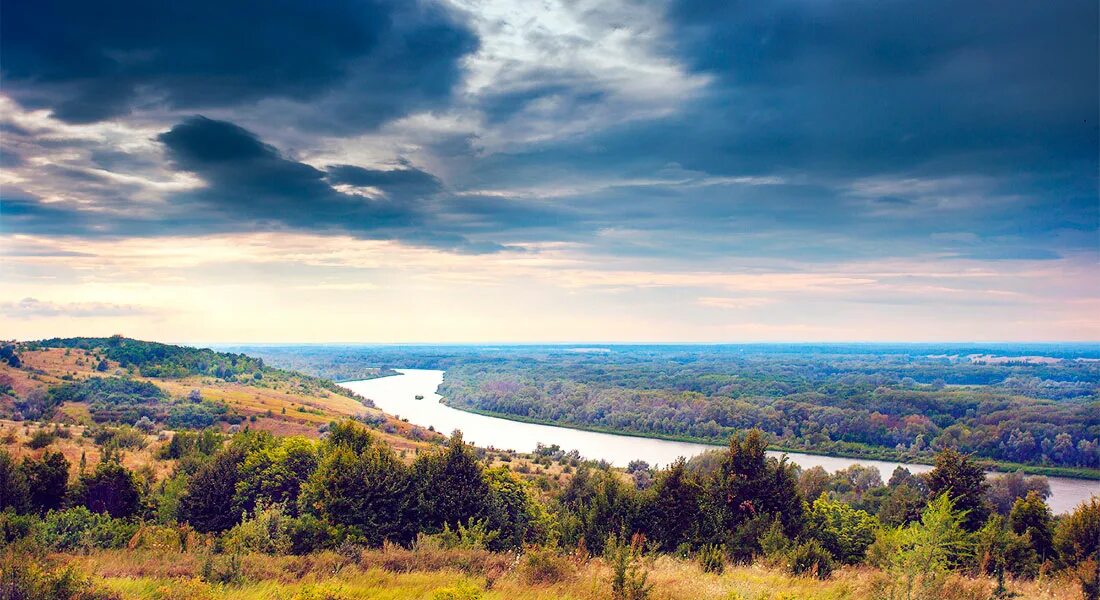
top-left (62, 548), bottom-right (1087, 600)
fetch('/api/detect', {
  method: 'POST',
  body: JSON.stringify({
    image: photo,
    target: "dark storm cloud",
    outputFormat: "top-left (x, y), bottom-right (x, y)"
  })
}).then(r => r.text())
top-left (0, 0), bottom-right (1095, 265)
top-left (0, 0), bottom-right (476, 129)
top-left (326, 163), bottom-right (444, 196)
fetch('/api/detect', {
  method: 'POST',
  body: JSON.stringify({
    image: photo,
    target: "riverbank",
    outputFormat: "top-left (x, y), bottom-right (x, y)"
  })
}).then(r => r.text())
top-left (443, 402), bottom-right (1100, 481)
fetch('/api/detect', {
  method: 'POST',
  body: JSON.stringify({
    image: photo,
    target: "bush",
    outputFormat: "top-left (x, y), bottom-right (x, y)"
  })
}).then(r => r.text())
top-left (40, 507), bottom-right (138, 551)
top-left (519, 546), bottom-right (574, 585)
top-left (0, 510), bottom-right (41, 544)
top-left (697, 544), bottom-right (725, 574)
top-left (606, 533), bottom-right (652, 600)
top-left (787, 539), bottom-right (835, 579)
top-left (200, 551), bottom-right (244, 586)
top-left (223, 504), bottom-right (293, 555)
top-left (26, 429), bottom-right (55, 449)
top-left (0, 541), bottom-right (116, 600)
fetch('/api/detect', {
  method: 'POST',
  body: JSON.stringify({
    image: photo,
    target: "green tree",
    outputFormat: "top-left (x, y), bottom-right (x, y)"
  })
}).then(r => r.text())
top-left (706, 430), bottom-right (803, 559)
top-left (640, 458), bottom-right (701, 552)
top-left (412, 432), bottom-right (493, 532)
top-left (0, 449), bottom-right (30, 513)
top-left (807, 493), bottom-right (879, 564)
top-left (78, 457), bottom-right (140, 518)
top-left (484, 466), bottom-right (549, 550)
top-left (876, 493), bottom-right (973, 599)
top-left (22, 450), bottom-right (70, 513)
top-left (557, 464), bottom-right (638, 555)
top-left (300, 441), bottom-right (414, 545)
top-left (975, 514), bottom-right (1038, 579)
top-left (1055, 497), bottom-right (1100, 569)
top-left (1009, 490), bottom-right (1054, 562)
top-left (179, 445), bottom-right (249, 532)
top-left (234, 436), bottom-right (317, 516)
top-left (925, 448), bottom-right (989, 531)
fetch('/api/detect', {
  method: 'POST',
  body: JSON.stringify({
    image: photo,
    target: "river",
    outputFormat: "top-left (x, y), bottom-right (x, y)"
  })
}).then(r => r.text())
top-left (340, 368), bottom-right (1100, 515)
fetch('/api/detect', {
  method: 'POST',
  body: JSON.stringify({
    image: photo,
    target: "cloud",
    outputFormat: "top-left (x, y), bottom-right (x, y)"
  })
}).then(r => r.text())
top-left (0, 0), bottom-right (476, 130)
top-left (0, 297), bottom-right (158, 318)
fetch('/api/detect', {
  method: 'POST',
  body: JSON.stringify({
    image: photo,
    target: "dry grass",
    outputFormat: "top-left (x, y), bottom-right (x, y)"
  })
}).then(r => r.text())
top-left (59, 548), bottom-right (1088, 600)
top-left (0, 419), bottom-right (174, 480)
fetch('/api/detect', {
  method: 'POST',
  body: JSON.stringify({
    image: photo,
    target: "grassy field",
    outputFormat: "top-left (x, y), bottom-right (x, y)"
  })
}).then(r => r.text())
top-left (61, 547), bottom-right (1084, 600)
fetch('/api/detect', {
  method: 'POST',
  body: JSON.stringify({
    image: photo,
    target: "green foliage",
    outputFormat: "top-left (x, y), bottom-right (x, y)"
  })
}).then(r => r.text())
top-left (421, 518), bottom-right (500, 551)
top-left (38, 335), bottom-right (264, 379)
top-left (300, 425), bottom-right (414, 546)
top-left (806, 493), bottom-right (879, 564)
top-left (22, 450), bottom-right (70, 514)
top-left (697, 543), bottom-right (725, 574)
top-left (431, 581), bottom-right (483, 600)
top-left (200, 551), bottom-right (244, 586)
top-left (78, 458), bottom-right (140, 518)
top-left (786, 539), bottom-right (835, 579)
top-left (40, 506), bottom-right (138, 550)
top-left (556, 464), bottom-right (638, 555)
top-left (926, 448), bottom-right (990, 532)
top-left (413, 432), bottom-right (494, 533)
top-left (233, 435), bottom-right (317, 516)
top-left (606, 533), bottom-right (652, 600)
top-left (872, 493), bottom-right (974, 599)
top-left (483, 466), bottom-right (550, 550)
top-left (223, 503), bottom-right (293, 555)
top-left (707, 430), bottom-right (804, 560)
top-left (179, 445), bottom-right (250, 532)
top-left (0, 450), bottom-right (31, 513)
top-left (26, 428), bottom-right (56, 449)
top-left (640, 457), bottom-right (701, 552)
top-left (1008, 490), bottom-right (1054, 561)
top-left (518, 546), bottom-right (575, 585)
top-left (974, 515), bottom-right (1038, 579)
top-left (50, 376), bottom-right (166, 425)
top-left (1055, 497), bottom-right (1100, 569)
top-left (0, 541), bottom-right (114, 600)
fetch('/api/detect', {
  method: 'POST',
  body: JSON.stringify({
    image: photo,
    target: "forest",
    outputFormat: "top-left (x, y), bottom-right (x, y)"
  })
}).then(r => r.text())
top-left (235, 343), bottom-right (1100, 477)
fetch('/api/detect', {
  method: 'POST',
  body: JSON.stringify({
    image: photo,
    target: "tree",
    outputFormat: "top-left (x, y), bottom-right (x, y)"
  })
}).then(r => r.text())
top-left (0, 449), bottom-right (30, 513)
top-left (806, 494), bottom-right (879, 564)
top-left (557, 464), bottom-right (638, 554)
top-left (640, 458), bottom-right (701, 552)
top-left (1054, 498), bottom-right (1100, 600)
top-left (234, 436), bottom-right (317, 516)
top-left (179, 446), bottom-right (249, 532)
top-left (484, 466), bottom-right (549, 550)
top-left (412, 432), bottom-right (494, 532)
top-left (300, 442), bottom-right (414, 545)
top-left (706, 430), bottom-right (803, 558)
top-left (1009, 490), bottom-right (1054, 562)
top-left (22, 450), bottom-right (70, 513)
top-left (925, 448), bottom-right (989, 531)
top-left (79, 457), bottom-right (140, 518)
top-left (987, 472), bottom-right (1050, 515)
top-left (96, 358), bottom-right (109, 372)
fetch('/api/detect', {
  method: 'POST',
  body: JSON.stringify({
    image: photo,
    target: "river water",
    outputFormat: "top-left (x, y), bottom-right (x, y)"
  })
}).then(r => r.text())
top-left (341, 368), bottom-right (1099, 515)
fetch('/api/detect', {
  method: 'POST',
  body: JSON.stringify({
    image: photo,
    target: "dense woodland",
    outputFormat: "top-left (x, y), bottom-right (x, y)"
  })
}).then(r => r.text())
top-left (235, 344), bottom-right (1100, 476)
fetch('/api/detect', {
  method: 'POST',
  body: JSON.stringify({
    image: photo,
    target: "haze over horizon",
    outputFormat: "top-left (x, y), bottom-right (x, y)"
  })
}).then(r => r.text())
top-left (1, 0), bottom-right (1098, 343)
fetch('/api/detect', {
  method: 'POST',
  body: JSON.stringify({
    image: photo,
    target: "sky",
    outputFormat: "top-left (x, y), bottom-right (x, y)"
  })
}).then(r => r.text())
top-left (0, 0), bottom-right (1098, 343)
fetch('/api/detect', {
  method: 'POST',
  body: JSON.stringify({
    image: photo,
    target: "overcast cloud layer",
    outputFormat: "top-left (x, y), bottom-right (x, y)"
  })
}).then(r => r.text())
top-left (1, 0), bottom-right (1097, 342)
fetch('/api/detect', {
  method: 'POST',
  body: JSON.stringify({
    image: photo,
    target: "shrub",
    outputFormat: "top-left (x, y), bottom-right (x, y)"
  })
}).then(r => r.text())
top-left (697, 544), bottom-right (725, 574)
top-left (606, 533), bottom-right (652, 600)
top-left (806, 494), bottom-right (879, 564)
top-left (40, 507), bottom-right (138, 550)
top-left (26, 428), bottom-right (55, 449)
top-left (0, 510), bottom-right (41, 544)
top-left (223, 503), bottom-right (293, 555)
top-left (519, 546), bottom-right (574, 585)
top-left (200, 551), bottom-right (244, 586)
top-left (786, 539), bottom-right (835, 579)
top-left (0, 542), bottom-right (115, 600)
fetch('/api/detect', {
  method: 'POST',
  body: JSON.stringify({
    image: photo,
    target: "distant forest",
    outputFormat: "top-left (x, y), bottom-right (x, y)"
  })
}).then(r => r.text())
top-left (230, 344), bottom-right (1100, 476)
